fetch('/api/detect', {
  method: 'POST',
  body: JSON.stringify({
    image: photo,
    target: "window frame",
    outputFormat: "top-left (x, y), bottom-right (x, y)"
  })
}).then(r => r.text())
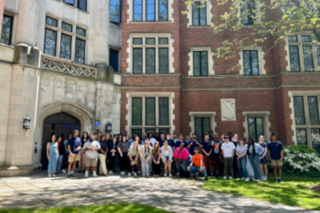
top-left (132, 97), bottom-right (143, 126)
top-left (247, 117), bottom-right (264, 142)
top-left (60, 33), bottom-right (72, 60)
top-left (192, 2), bottom-right (207, 26)
top-left (0, 15), bottom-right (14, 45)
top-left (146, 0), bottom-right (156, 21)
top-left (242, 111), bottom-right (270, 141)
top-left (145, 97), bottom-right (156, 125)
top-left (193, 51), bottom-right (208, 77)
top-left (131, 0), bottom-right (170, 22)
top-left (109, 48), bottom-right (120, 72)
top-left (110, 0), bottom-right (122, 24)
top-left (78, 0), bottom-right (88, 12)
top-left (75, 37), bottom-right (86, 64)
top-left (194, 117), bottom-right (211, 142)
top-left (242, 50), bottom-right (259, 76)
top-left (44, 28), bottom-right (58, 57)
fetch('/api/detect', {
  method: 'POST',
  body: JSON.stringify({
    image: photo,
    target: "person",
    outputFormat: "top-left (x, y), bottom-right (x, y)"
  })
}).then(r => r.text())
top-left (93, 133), bottom-right (98, 141)
top-left (247, 138), bottom-right (265, 182)
top-left (67, 130), bottom-right (82, 178)
top-left (97, 132), bottom-right (102, 141)
top-left (172, 133), bottom-right (179, 150)
top-left (258, 135), bottom-right (268, 181)
top-left (83, 135), bottom-right (101, 178)
top-left (135, 135), bottom-right (143, 174)
top-left (221, 135), bottom-right (235, 179)
top-left (155, 132), bottom-right (160, 141)
top-left (62, 133), bottom-right (72, 173)
top-left (98, 134), bottom-right (109, 176)
top-left (47, 135), bottom-right (59, 177)
top-left (219, 133), bottom-right (225, 143)
top-left (210, 134), bottom-right (223, 178)
top-left (232, 134), bottom-right (240, 178)
top-left (80, 132), bottom-right (89, 173)
top-left (117, 135), bottom-right (131, 175)
top-left (159, 134), bottom-right (166, 147)
top-left (267, 133), bottom-right (283, 183)
top-left (128, 134), bottom-right (134, 146)
top-left (202, 135), bottom-right (213, 176)
top-left (187, 133), bottom-right (203, 156)
top-left (141, 132), bottom-right (147, 144)
top-left (56, 136), bottom-right (65, 175)
top-left (148, 132), bottom-right (157, 147)
top-left (108, 136), bottom-right (118, 175)
top-left (161, 140), bottom-right (173, 177)
top-left (184, 134), bottom-right (191, 146)
top-left (139, 139), bottom-right (153, 177)
top-left (165, 133), bottom-right (175, 148)
top-left (128, 141), bottom-right (139, 176)
top-left (227, 132), bottom-right (233, 141)
top-left (174, 142), bottom-right (192, 177)
top-left (187, 147), bottom-right (208, 180)
top-left (209, 130), bottom-right (214, 142)
top-left (174, 134), bottom-right (185, 175)
top-left (236, 138), bottom-right (249, 181)
top-left (152, 142), bottom-right (161, 177)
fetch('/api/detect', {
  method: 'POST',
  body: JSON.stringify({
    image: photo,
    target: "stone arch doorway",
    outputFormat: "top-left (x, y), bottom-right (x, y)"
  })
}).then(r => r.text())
top-left (41, 113), bottom-right (80, 170)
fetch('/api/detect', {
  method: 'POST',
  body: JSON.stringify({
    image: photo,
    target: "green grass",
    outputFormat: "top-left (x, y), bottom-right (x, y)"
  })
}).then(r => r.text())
top-left (202, 177), bottom-right (320, 210)
top-left (0, 203), bottom-right (169, 213)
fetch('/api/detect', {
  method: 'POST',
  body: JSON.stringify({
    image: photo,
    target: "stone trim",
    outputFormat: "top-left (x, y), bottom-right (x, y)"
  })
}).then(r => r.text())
top-left (189, 111), bottom-right (217, 134)
top-left (239, 46), bottom-right (266, 75)
top-left (188, 46), bottom-right (214, 76)
top-left (186, 1), bottom-right (213, 28)
top-left (242, 111), bottom-right (271, 140)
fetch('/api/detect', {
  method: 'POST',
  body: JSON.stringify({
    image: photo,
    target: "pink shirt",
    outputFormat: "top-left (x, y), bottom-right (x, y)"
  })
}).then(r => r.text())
top-left (173, 148), bottom-right (189, 160)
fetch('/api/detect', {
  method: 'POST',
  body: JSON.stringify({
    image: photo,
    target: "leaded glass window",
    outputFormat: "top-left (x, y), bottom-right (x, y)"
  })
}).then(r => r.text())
top-left (288, 36), bottom-right (298, 42)
top-left (146, 38), bottom-right (155, 44)
top-left (75, 38), bottom-right (86, 63)
top-left (194, 117), bottom-right (210, 142)
top-left (311, 129), bottom-right (320, 154)
top-left (76, 27), bottom-right (86, 37)
top-left (1, 15), bottom-right (13, 45)
top-left (109, 49), bottom-right (119, 72)
top-left (46, 17), bottom-right (58, 27)
top-left (146, 0), bottom-right (156, 21)
top-left (78, 0), bottom-right (87, 11)
top-left (158, 0), bottom-right (168, 21)
top-left (296, 128), bottom-right (307, 145)
top-left (248, 117), bottom-right (264, 142)
top-left (289, 46), bottom-right (301, 72)
top-left (308, 96), bottom-right (320, 125)
top-left (159, 38), bottom-right (168, 44)
top-left (303, 45), bottom-right (314, 71)
top-left (192, 2), bottom-right (206, 26)
top-left (132, 97), bottom-right (142, 125)
top-left (63, 0), bottom-right (74, 5)
top-left (60, 34), bottom-right (72, 60)
top-left (146, 97), bottom-right (155, 125)
top-left (301, 35), bottom-right (312, 42)
top-left (133, 0), bottom-right (143, 21)
top-left (159, 97), bottom-right (169, 125)
top-left (146, 48), bottom-right (155, 74)
top-left (159, 48), bottom-right (169, 74)
top-left (133, 48), bottom-right (143, 74)
top-left (241, 0), bottom-right (255, 25)
top-left (44, 29), bottom-right (57, 56)
top-left (133, 38), bottom-right (143, 44)
top-left (193, 51), bottom-right (208, 76)
top-left (317, 46), bottom-right (320, 68)
top-left (62, 22), bottom-right (72, 32)
top-left (243, 50), bottom-right (259, 76)
top-left (132, 129), bottom-right (142, 136)
top-left (146, 129), bottom-right (156, 135)
top-left (293, 96), bottom-right (306, 125)
top-left (110, 0), bottom-right (121, 24)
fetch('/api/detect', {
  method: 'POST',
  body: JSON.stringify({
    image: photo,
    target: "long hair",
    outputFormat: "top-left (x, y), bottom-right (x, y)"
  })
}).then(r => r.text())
top-left (135, 135), bottom-right (142, 145)
top-left (133, 141), bottom-right (139, 153)
top-left (152, 142), bottom-right (160, 154)
top-left (247, 138), bottom-right (255, 156)
top-left (81, 131), bottom-right (89, 141)
top-left (50, 135), bottom-right (57, 143)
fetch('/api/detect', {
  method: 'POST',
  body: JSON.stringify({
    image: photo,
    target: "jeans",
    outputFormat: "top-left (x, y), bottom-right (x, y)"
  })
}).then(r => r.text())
top-left (189, 166), bottom-right (207, 177)
top-left (141, 159), bottom-right (150, 176)
top-left (223, 157), bottom-right (233, 177)
top-left (56, 155), bottom-right (63, 173)
top-left (249, 155), bottom-right (262, 181)
top-left (237, 156), bottom-right (248, 178)
top-left (128, 156), bottom-right (137, 173)
top-left (178, 155), bottom-right (192, 177)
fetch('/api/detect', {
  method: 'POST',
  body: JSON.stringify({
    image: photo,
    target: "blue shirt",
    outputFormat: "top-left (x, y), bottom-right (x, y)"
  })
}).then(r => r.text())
top-left (175, 140), bottom-right (182, 149)
top-left (108, 141), bottom-right (118, 156)
top-left (68, 137), bottom-right (81, 154)
top-left (184, 140), bottom-right (191, 146)
top-left (167, 139), bottom-right (175, 148)
top-left (267, 141), bottom-right (283, 160)
top-left (189, 140), bottom-right (202, 155)
top-left (202, 141), bottom-right (212, 153)
top-left (159, 139), bottom-right (166, 147)
top-left (248, 143), bottom-right (265, 156)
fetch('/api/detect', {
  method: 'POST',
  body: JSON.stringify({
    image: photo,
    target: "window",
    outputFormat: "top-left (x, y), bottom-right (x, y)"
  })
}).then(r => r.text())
top-left (194, 117), bottom-right (210, 142)
top-left (284, 0), bottom-right (317, 19)
top-left (292, 94), bottom-right (320, 153)
top-left (248, 117), bottom-right (264, 142)
top-left (288, 34), bottom-right (319, 72)
top-left (78, 0), bottom-right (87, 11)
top-left (109, 49), bottom-right (119, 72)
top-left (192, 2), bottom-right (206, 26)
top-left (241, 0), bottom-right (255, 25)
top-left (110, 0), bottom-right (121, 24)
top-left (132, 97), bottom-right (143, 125)
top-left (44, 28), bottom-right (57, 56)
top-left (243, 50), bottom-right (259, 76)
top-left (146, 97), bottom-right (155, 125)
top-left (63, 0), bottom-right (74, 6)
top-left (131, 35), bottom-right (170, 74)
top-left (159, 97), bottom-right (169, 125)
top-left (193, 51), bottom-right (208, 76)
top-left (75, 38), bottom-right (86, 63)
top-left (60, 34), bottom-right (72, 60)
top-left (133, 0), bottom-right (143, 21)
top-left (1, 15), bottom-right (13, 45)
top-left (133, 0), bottom-right (168, 21)
top-left (158, 0), bottom-right (168, 21)
top-left (146, 0), bottom-right (156, 21)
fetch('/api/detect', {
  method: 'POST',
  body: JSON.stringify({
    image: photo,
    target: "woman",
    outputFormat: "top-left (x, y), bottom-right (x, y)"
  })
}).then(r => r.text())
top-left (135, 135), bottom-right (143, 174)
top-left (232, 134), bottom-right (240, 178)
top-left (160, 140), bottom-right (173, 177)
top-left (117, 135), bottom-right (131, 175)
top-left (236, 138), bottom-right (249, 181)
top-left (56, 136), bottom-right (65, 175)
top-left (108, 136), bottom-right (118, 175)
top-left (219, 133), bottom-right (225, 143)
top-left (247, 138), bottom-right (265, 182)
top-left (80, 132), bottom-right (89, 173)
top-left (173, 143), bottom-right (191, 177)
top-left (47, 135), bottom-right (59, 177)
top-left (152, 142), bottom-right (161, 177)
top-left (139, 139), bottom-right (153, 177)
top-left (128, 141), bottom-right (139, 176)
top-left (258, 135), bottom-right (268, 181)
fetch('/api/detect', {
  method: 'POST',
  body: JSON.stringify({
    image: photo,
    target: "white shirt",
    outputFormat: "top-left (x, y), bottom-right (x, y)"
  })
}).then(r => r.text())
top-left (149, 138), bottom-right (156, 146)
top-left (83, 140), bottom-right (101, 159)
top-left (221, 142), bottom-right (235, 158)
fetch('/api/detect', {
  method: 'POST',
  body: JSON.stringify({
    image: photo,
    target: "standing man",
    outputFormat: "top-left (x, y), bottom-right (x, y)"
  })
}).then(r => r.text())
top-left (209, 130), bottom-right (214, 142)
top-left (268, 133), bottom-right (283, 183)
top-left (202, 135), bottom-right (213, 176)
top-left (159, 134), bottom-right (166, 147)
top-left (221, 135), bottom-right (235, 180)
top-left (187, 133), bottom-right (203, 156)
top-left (166, 133), bottom-right (176, 174)
top-left (98, 135), bottom-right (109, 176)
top-left (141, 132), bottom-right (147, 144)
top-left (83, 135), bottom-right (101, 178)
top-left (184, 134), bottom-right (191, 147)
top-left (67, 130), bottom-right (82, 178)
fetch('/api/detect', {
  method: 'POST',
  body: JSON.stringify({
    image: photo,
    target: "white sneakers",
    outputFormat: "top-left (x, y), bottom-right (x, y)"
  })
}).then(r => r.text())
top-left (121, 171), bottom-right (125, 175)
top-left (176, 173), bottom-right (180, 176)
top-left (241, 177), bottom-right (245, 180)
top-left (164, 173), bottom-right (167, 177)
top-left (84, 171), bottom-right (89, 178)
top-left (128, 173), bottom-right (131, 177)
top-left (169, 173), bottom-right (172, 177)
top-left (229, 176), bottom-right (232, 180)
top-left (245, 177), bottom-right (250, 181)
top-left (262, 176), bottom-right (268, 181)
top-left (134, 172), bottom-right (137, 177)
top-left (93, 172), bottom-right (97, 177)
top-left (109, 171), bottom-right (113, 175)
top-left (223, 176), bottom-right (227, 180)
top-left (62, 169), bottom-right (66, 174)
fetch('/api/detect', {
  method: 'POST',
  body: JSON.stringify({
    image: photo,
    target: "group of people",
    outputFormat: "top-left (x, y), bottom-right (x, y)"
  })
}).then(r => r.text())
top-left (46, 130), bottom-right (284, 182)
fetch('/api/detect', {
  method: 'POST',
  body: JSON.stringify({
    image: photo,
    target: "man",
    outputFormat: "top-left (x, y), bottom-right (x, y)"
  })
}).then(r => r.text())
top-left (268, 133), bottom-right (283, 183)
top-left (83, 135), bottom-right (101, 178)
top-left (141, 132), bottom-right (147, 144)
top-left (67, 130), bottom-right (82, 178)
top-left (209, 130), bottom-right (214, 142)
top-left (210, 134), bottom-right (223, 178)
top-left (159, 134), bottom-right (166, 147)
top-left (202, 135), bottom-right (213, 176)
top-left (187, 133), bottom-right (203, 156)
top-left (166, 133), bottom-right (176, 174)
top-left (98, 135), bottom-right (109, 176)
top-left (62, 133), bottom-right (72, 173)
top-left (172, 133), bottom-right (179, 149)
top-left (166, 133), bottom-right (175, 148)
top-left (93, 133), bottom-right (98, 141)
top-left (184, 134), bottom-right (191, 146)
top-left (227, 132), bottom-right (233, 142)
top-left (155, 132), bottom-right (160, 141)
top-left (221, 135), bottom-right (235, 180)
top-left (174, 134), bottom-right (185, 175)
top-left (187, 147), bottom-right (208, 181)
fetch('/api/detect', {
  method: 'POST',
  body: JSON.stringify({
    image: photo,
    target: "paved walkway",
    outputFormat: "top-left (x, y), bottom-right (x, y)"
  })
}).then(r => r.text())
top-left (0, 172), bottom-right (318, 213)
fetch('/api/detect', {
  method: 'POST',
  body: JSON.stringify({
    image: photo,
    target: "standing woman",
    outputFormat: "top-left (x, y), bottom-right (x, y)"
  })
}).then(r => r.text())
top-left (135, 135), bottom-right (143, 174)
top-left (236, 138), bottom-right (249, 181)
top-left (161, 140), bottom-right (173, 177)
top-left (139, 139), bottom-right (153, 177)
top-left (108, 136), bottom-right (118, 175)
top-left (56, 136), bottom-right (65, 175)
top-left (47, 135), bottom-right (59, 177)
top-left (117, 135), bottom-right (131, 175)
top-left (247, 138), bottom-right (265, 182)
top-left (80, 132), bottom-right (89, 173)
top-left (128, 141), bottom-right (139, 176)
top-left (152, 142), bottom-right (161, 177)
top-left (258, 135), bottom-right (268, 181)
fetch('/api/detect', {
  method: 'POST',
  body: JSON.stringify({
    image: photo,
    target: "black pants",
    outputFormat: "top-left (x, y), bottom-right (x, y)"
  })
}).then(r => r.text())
top-left (152, 161), bottom-right (161, 175)
top-left (120, 152), bottom-right (128, 171)
top-left (109, 155), bottom-right (116, 171)
top-left (233, 155), bottom-right (240, 178)
top-left (128, 156), bottom-right (137, 173)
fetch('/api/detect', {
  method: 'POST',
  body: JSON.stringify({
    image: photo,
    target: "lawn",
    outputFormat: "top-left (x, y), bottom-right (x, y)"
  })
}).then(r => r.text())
top-left (0, 203), bottom-right (169, 213)
top-left (201, 177), bottom-right (320, 210)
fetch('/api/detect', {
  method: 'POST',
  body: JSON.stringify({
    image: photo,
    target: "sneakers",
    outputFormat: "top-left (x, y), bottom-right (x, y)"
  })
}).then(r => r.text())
top-left (211, 175), bottom-right (215, 179)
top-left (204, 177), bottom-right (208, 181)
top-left (84, 171), bottom-right (89, 178)
top-left (223, 176), bottom-right (227, 180)
top-left (176, 172), bottom-right (180, 176)
top-left (134, 172), bottom-right (137, 177)
top-left (93, 172), bottom-right (97, 177)
top-left (48, 174), bottom-right (51, 177)
top-left (121, 171), bottom-right (125, 175)
top-left (256, 179), bottom-right (262, 182)
top-left (128, 173), bottom-right (131, 177)
top-left (62, 169), bottom-right (66, 174)
top-left (195, 172), bottom-right (199, 180)
top-left (241, 177), bottom-right (245, 181)
top-left (229, 176), bottom-right (232, 180)
top-left (109, 171), bottom-right (113, 175)
top-left (245, 177), bottom-right (250, 182)
top-left (278, 178), bottom-right (281, 183)
top-left (52, 173), bottom-right (56, 177)
top-left (138, 171), bottom-right (141, 175)
top-left (169, 173), bottom-right (172, 177)
top-left (164, 173), bottom-right (167, 177)
top-left (275, 178), bottom-right (279, 182)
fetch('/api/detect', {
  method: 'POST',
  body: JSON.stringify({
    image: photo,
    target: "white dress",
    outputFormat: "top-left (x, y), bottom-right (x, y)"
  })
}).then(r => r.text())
top-left (246, 155), bottom-right (254, 178)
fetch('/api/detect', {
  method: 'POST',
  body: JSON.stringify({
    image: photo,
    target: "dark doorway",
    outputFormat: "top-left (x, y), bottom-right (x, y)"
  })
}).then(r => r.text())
top-left (41, 113), bottom-right (80, 170)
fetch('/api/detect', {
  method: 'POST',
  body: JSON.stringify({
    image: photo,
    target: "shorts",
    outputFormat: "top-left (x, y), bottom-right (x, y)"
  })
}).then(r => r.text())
top-left (271, 160), bottom-right (283, 166)
top-left (84, 156), bottom-right (98, 167)
top-left (260, 156), bottom-right (268, 164)
top-left (69, 154), bottom-right (80, 163)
